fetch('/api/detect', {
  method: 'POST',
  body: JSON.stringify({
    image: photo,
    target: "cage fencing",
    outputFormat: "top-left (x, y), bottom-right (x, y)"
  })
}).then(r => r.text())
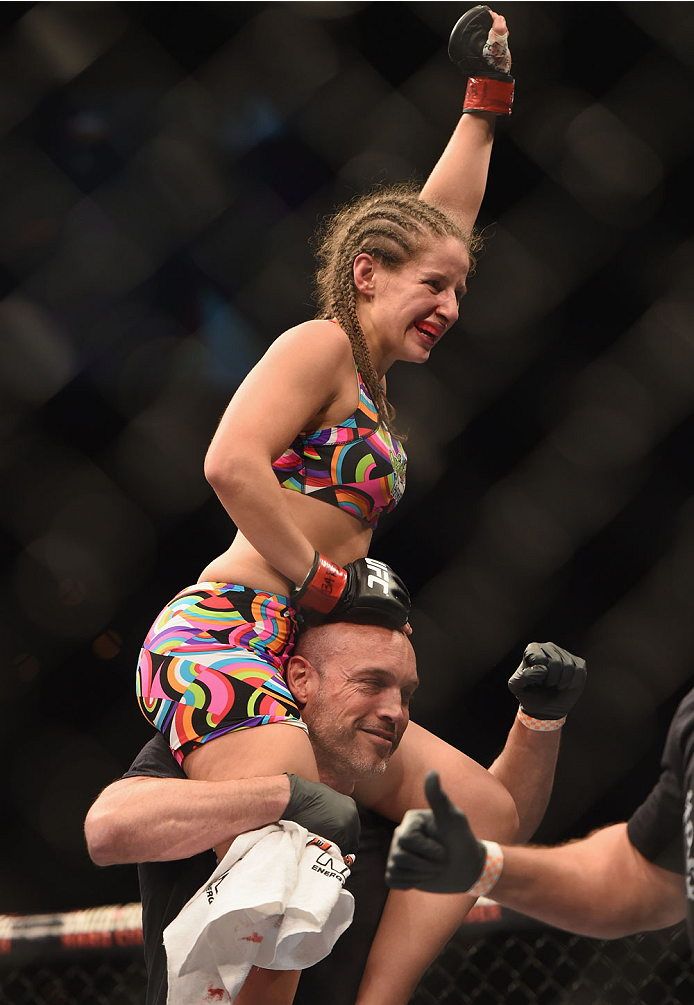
top-left (0, 905), bottom-right (144, 1005)
top-left (1, 901), bottom-right (691, 1005)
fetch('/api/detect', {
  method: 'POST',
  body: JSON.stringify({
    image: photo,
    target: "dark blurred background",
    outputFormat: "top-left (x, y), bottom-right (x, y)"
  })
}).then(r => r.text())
top-left (2, 0), bottom-right (694, 915)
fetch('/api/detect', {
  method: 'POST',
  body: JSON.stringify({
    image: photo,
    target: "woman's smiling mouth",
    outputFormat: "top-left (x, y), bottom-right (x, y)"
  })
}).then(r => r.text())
top-left (414, 322), bottom-right (444, 346)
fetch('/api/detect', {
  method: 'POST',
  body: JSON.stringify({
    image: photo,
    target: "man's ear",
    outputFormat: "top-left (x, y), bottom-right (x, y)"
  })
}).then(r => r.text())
top-left (285, 655), bottom-right (319, 707)
top-left (353, 253), bottom-right (376, 296)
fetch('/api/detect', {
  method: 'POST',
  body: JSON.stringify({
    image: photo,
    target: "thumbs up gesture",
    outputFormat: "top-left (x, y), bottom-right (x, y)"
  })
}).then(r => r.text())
top-left (385, 771), bottom-right (488, 894)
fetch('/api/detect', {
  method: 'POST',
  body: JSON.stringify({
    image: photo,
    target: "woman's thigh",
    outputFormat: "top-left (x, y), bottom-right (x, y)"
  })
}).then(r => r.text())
top-left (353, 721), bottom-right (517, 841)
top-left (183, 720), bottom-right (319, 783)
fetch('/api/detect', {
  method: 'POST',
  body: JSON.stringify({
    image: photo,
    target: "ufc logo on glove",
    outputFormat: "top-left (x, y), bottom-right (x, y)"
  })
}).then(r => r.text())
top-left (364, 558), bottom-right (390, 596)
top-left (291, 554), bottom-right (410, 628)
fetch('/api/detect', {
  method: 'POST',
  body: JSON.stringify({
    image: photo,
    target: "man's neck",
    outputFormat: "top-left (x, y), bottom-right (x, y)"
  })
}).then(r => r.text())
top-left (316, 761), bottom-right (356, 796)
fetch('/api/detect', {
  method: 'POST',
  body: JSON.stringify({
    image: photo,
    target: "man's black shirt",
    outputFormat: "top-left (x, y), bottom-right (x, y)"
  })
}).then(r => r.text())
top-left (122, 734), bottom-right (392, 1005)
top-left (627, 686), bottom-right (694, 945)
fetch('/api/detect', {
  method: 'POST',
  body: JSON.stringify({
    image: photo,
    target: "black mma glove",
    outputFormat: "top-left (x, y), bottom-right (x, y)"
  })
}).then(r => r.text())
top-left (291, 553), bottom-right (410, 630)
top-left (508, 642), bottom-right (587, 721)
top-left (448, 5), bottom-right (514, 116)
top-left (386, 772), bottom-right (492, 894)
top-left (284, 774), bottom-right (360, 854)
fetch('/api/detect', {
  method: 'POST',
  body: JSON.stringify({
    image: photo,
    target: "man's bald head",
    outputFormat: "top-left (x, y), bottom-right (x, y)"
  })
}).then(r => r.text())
top-left (287, 620), bottom-right (418, 790)
top-left (294, 619), bottom-right (411, 668)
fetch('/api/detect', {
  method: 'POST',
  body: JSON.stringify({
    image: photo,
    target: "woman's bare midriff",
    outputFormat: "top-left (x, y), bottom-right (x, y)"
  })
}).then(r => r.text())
top-left (197, 490), bottom-right (374, 596)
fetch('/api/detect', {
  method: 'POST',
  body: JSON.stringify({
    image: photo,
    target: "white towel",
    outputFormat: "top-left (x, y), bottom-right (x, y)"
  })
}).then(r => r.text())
top-left (163, 821), bottom-right (355, 1004)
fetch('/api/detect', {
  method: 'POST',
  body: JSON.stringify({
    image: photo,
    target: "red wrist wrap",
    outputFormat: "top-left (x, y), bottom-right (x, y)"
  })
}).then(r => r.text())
top-left (463, 77), bottom-right (514, 116)
top-left (295, 553), bottom-right (348, 614)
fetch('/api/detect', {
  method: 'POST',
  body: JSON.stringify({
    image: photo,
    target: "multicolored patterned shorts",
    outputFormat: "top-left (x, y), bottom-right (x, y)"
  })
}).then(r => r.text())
top-left (136, 583), bottom-right (305, 764)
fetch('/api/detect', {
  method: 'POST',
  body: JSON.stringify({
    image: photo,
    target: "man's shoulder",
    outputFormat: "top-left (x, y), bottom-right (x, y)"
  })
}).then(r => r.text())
top-left (625, 689), bottom-right (694, 873)
top-left (671, 687), bottom-right (694, 743)
top-left (658, 686), bottom-right (694, 780)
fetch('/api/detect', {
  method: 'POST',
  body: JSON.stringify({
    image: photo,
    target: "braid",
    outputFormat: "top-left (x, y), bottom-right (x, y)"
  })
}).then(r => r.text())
top-left (334, 263), bottom-right (393, 432)
top-left (313, 183), bottom-right (480, 438)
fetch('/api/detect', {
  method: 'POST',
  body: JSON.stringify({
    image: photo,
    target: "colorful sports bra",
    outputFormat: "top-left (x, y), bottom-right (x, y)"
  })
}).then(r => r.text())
top-left (272, 369), bottom-right (407, 528)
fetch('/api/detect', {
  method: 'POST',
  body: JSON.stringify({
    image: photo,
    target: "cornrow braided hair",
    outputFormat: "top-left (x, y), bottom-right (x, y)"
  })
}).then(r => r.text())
top-left (312, 183), bottom-right (482, 440)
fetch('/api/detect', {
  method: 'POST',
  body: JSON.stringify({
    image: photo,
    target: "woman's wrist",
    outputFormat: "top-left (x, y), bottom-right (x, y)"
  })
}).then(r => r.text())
top-left (291, 552), bottom-right (349, 613)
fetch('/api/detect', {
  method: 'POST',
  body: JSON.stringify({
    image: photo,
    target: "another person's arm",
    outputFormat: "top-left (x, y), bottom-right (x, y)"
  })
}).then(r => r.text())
top-left (386, 776), bottom-right (685, 937)
top-left (488, 824), bottom-right (685, 937)
top-left (85, 773), bottom-right (293, 865)
top-left (388, 687), bottom-right (694, 939)
top-left (489, 642), bottom-right (587, 842)
top-left (84, 738), bottom-right (360, 865)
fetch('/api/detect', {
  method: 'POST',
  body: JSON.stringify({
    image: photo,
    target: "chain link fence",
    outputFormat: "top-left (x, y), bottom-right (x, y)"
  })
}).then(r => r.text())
top-left (1, 903), bottom-right (691, 1005)
top-left (0, 960), bottom-right (146, 1005)
top-left (414, 905), bottom-right (694, 1005)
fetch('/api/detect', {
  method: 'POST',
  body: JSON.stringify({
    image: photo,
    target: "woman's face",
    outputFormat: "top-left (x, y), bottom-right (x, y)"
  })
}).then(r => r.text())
top-left (357, 236), bottom-right (470, 369)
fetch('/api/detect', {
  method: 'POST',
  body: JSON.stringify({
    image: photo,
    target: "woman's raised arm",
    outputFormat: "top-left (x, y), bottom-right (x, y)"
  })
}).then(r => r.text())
top-left (420, 8), bottom-right (513, 234)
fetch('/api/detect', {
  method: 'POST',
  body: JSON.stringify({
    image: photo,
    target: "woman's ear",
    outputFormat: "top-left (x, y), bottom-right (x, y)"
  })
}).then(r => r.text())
top-left (353, 253), bottom-right (376, 296)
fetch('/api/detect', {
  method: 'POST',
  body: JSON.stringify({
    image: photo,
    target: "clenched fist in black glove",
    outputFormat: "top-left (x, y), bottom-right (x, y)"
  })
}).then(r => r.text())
top-left (508, 642), bottom-right (587, 721)
top-left (385, 772), bottom-right (488, 894)
top-left (284, 774), bottom-right (360, 854)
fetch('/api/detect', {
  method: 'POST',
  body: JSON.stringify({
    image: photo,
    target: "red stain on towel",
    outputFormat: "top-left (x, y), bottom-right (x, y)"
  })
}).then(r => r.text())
top-left (204, 988), bottom-right (229, 1002)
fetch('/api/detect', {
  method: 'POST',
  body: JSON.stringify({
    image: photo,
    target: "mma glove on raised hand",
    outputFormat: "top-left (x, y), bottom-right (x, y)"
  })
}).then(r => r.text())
top-left (284, 774), bottom-right (360, 855)
top-left (449, 4), bottom-right (514, 116)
